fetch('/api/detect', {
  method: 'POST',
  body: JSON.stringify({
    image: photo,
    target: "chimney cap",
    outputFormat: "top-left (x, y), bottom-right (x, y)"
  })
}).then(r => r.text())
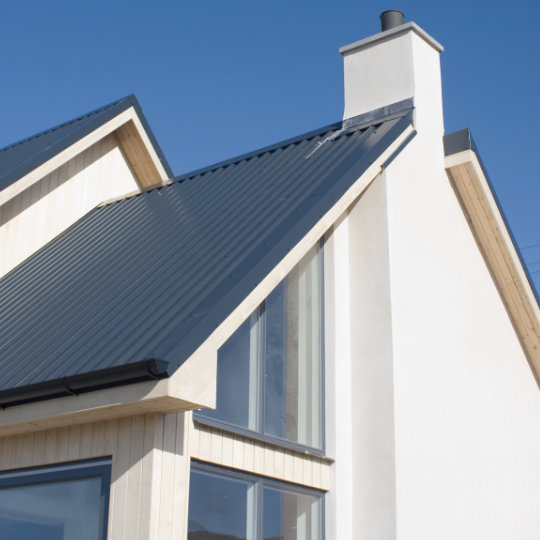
top-left (380, 9), bottom-right (404, 32)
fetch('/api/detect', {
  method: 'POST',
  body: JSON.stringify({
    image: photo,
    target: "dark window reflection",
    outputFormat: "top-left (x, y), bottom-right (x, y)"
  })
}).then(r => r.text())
top-left (203, 316), bottom-right (258, 430)
top-left (188, 464), bottom-right (322, 540)
top-left (0, 476), bottom-right (103, 540)
top-left (188, 468), bottom-right (254, 540)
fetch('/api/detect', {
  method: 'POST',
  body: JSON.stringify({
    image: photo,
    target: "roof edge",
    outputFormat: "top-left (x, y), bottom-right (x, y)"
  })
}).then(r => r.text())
top-left (0, 95), bottom-right (173, 195)
top-left (176, 98), bottom-right (414, 182)
top-left (445, 140), bottom-right (540, 387)
top-left (444, 128), bottom-right (540, 304)
top-left (159, 112), bottom-right (416, 371)
top-left (0, 358), bottom-right (169, 409)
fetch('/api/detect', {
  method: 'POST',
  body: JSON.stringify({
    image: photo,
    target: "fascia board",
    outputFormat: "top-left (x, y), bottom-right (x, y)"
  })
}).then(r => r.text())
top-left (0, 107), bottom-right (169, 206)
top-left (0, 347), bottom-right (216, 437)
top-left (445, 150), bottom-right (540, 386)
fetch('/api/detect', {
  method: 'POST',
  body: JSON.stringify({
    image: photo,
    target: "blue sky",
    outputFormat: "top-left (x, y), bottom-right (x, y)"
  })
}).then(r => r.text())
top-left (2, 1), bottom-right (539, 287)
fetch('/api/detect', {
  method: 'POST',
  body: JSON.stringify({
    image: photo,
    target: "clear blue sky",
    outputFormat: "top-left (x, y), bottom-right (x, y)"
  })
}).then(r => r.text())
top-left (2, 1), bottom-right (539, 287)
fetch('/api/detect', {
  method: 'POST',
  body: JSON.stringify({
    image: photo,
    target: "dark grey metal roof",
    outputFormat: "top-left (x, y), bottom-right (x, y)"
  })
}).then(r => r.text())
top-left (0, 100), bottom-right (414, 406)
top-left (0, 95), bottom-right (173, 192)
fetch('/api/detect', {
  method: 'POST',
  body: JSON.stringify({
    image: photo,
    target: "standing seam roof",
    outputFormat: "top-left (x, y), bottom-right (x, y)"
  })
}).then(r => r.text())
top-left (0, 100), bottom-right (414, 400)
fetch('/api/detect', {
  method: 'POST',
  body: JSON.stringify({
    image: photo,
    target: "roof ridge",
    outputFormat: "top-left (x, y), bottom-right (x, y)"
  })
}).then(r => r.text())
top-left (174, 98), bottom-right (414, 182)
top-left (0, 95), bottom-right (134, 155)
top-left (98, 98), bottom-right (414, 209)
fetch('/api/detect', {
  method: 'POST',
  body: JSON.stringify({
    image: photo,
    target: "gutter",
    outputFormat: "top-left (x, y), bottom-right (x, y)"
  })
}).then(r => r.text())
top-left (0, 358), bottom-right (169, 409)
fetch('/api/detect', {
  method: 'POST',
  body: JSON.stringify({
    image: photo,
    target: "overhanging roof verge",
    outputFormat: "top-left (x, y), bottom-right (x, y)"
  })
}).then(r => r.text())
top-left (0, 95), bottom-right (173, 194)
top-left (445, 129), bottom-right (540, 386)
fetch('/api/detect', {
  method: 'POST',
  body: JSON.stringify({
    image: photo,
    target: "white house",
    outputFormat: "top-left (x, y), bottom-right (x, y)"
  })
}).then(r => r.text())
top-left (0, 11), bottom-right (539, 540)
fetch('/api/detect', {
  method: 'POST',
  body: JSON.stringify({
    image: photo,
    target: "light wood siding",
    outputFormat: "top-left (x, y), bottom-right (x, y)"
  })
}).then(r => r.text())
top-left (0, 413), bottom-right (329, 540)
top-left (188, 418), bottom-right (331, 491)
top-left (0, 133), bottom-right (140, 278)
top-left (0, 413), bottom-right (191, 540)
top-left (116, 120), bottom-right (165, 188)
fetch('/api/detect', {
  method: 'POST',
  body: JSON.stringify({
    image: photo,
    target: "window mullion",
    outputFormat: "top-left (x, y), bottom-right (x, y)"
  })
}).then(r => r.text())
top-left (258, 302), bottom-right (266, 435)
top-left (256, 479), bottom-right (264, 540)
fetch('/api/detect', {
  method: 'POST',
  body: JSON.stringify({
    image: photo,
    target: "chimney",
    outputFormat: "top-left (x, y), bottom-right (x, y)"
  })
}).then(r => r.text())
top-left (340, 12), bottom-right (444, 136)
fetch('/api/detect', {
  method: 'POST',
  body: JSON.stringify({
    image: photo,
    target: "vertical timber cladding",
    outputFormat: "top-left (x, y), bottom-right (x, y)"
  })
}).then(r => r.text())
top-left (0, 412), bottom-right (191, 540)
top-left (189, 421), bottom-right (331, 491)
top-left (0, 133), bottom-right (140, 278)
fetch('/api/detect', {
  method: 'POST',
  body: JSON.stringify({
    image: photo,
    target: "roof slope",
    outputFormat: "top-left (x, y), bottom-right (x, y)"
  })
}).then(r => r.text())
top-left (0, 101), bottom-right (414, 405)
top-left (0, 95), bottom-right (173, 192)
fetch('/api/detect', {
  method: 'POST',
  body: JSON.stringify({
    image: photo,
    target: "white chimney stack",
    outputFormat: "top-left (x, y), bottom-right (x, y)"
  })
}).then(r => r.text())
top-left (340, 14), bottom-right (444, 138)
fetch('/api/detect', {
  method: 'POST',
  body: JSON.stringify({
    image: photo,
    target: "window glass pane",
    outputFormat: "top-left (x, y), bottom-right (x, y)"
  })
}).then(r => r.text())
top-left (0, 476), bottom-right (102, 540)
top-left (264, 245), bottom-right (322, 448)
top-left (201, 314), bottom-right (259, 430)
top-left (263, 486), bottom-right (321, 540)
top-left (198, 241), bottom-right (323, 450)
top-left (264, 280), bottom-right (289, 441)
top-left (188, 468), bottom-right (255, 540)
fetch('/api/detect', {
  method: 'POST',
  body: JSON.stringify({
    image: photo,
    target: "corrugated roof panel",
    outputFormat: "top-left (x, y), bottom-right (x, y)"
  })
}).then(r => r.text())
top-left (0, 101), bottom-right (414, 396)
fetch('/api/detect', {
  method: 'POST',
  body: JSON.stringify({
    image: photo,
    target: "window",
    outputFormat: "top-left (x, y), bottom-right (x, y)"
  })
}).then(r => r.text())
top-left (198, 243), bottom-right (324, 450)
top-left (188, 462), bottom-right (323, 540)
top-left (0, 458), bottom-right (111, 540)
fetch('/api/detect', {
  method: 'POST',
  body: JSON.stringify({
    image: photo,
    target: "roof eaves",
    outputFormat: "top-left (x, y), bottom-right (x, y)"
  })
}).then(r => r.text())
top-left (0, 358), bottom-right (169, 409)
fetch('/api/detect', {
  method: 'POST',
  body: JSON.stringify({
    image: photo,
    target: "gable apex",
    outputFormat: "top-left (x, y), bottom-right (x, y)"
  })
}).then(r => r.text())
top-left (0, 95), bottom-right (173, 204)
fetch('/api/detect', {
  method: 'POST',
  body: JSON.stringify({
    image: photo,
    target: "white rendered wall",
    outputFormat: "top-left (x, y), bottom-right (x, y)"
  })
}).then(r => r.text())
top-left (325, 171), bottom-right (404, 540)
top-left (381, 33), bottom-right (540, 540)
top-left (337, 24), bottom-right (540, 539)
top-left (0, 134), bottom-right (139, 277)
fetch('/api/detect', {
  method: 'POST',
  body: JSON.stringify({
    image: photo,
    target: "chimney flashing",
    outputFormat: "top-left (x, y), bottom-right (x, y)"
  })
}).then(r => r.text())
top-left (339, 21), bottom-right (443, 56)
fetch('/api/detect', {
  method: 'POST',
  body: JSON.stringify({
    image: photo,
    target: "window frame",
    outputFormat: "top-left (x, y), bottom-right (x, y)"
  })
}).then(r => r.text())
top-left (189, 460), bottom-right (325, 540)
top-left (0, 457), bottom-right (112, 540)
top-left (194, 241), bottom-right (326, 455)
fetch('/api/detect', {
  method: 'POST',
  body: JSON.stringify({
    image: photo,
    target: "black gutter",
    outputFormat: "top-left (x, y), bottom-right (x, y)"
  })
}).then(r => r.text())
top-left (0, 358), bottom-right (169, 409)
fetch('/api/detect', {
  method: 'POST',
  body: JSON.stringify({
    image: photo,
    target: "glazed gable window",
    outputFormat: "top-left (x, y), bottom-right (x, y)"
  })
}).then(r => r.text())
top-left (0, 458), bottom-right (111, 540)
top-left (198, 243), bottom-right (324, 450)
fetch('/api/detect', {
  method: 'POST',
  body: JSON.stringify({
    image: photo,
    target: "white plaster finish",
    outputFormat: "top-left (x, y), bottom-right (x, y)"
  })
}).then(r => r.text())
top-left (379, 30), bottom-right (540, 540)
top-left (347, 173), bottom-right (397, 539)
top-left (323, 215), bottom-right (354, 540)
top-left (341, 24), bottom-right (443, 124)
top-left (338, 20), bottom-right (540, 538)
